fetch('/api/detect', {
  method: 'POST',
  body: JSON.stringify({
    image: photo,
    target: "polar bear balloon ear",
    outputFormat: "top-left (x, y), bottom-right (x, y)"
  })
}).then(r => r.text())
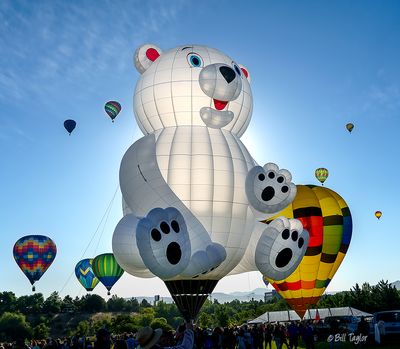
top-left (134, 44), bottom-right (162, 74)
top-left (239, 64), bottom-right (251, 83)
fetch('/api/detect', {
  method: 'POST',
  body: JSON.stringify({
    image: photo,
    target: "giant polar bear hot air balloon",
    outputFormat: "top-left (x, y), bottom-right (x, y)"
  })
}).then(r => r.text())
top-left (112, 44), bottom-right (310, 321)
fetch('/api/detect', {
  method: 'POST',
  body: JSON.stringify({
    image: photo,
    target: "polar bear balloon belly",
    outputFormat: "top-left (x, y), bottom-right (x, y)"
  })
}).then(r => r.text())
top-left (113, 45), bottom-right (309, 286)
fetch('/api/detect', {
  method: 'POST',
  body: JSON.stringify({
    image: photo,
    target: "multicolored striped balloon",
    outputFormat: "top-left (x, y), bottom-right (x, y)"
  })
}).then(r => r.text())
top-left (315, 168), bottom-right (329, 185)
top-left (92, 253), bottom-right (124, 295)
top-left (13, 235), bottom-right (57, 291)
top-left (75, 258), bottom-right (99, 292)
top-left (263, 185), bottom-right (352, 318)
top-left (104, 101), bottom-right (121, 122)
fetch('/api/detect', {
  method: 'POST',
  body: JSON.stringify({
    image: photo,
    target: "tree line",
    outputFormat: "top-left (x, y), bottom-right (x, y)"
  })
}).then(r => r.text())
top-left (0, 280), bottom-right (399, 341)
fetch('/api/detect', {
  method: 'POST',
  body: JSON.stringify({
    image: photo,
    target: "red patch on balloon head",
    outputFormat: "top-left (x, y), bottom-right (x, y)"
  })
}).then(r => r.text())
top-left (240, 67), bottom-right (249, 78)
top-left (146, 48), bottom-right (160, 62)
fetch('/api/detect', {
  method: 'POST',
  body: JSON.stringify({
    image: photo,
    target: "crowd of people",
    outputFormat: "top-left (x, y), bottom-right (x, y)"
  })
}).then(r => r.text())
top-left (0, 320), bottom-right (321, 349)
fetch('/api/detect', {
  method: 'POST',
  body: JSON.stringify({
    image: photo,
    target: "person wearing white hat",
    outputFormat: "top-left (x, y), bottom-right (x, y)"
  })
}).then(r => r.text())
top-left (136, 323), bottom-right (194, 349)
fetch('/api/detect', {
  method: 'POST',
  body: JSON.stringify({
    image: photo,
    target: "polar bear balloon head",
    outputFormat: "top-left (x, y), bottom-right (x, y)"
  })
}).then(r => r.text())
top-left (133, 44), bottom-right (253, 137)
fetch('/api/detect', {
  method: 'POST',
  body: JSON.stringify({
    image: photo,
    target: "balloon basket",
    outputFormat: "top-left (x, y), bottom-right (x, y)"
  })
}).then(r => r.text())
top-left (107, 291), bottom-right (111, 296)
top-left (32, 286), bottom-right (35, 292)
top-left (164, 279), bottom-right (218, 322)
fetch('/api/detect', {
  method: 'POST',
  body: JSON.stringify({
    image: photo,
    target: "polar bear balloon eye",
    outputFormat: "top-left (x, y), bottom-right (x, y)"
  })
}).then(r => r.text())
top-left (187, 53), bottom-right (203, 67)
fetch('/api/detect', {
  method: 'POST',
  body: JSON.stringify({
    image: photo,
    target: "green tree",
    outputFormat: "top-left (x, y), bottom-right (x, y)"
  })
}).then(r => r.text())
top-left (0, 291), bottom-right (17, 313)
top-left (0, 312), bottom-right (32, 341)
top-left (125, 298), bottom-right (140, 312)
top-left (154, 301), bottom-right (181, 327)
top-left (150, 318), bottom-right (172, 331)
top-left (140, 299), bottom-right (152, 308)
top-left (215, 305), bottom-right (232, 327)
top-left (136, 308), bottom-right (155, 327)
top-left (33, 323), bottom-right (49, 339)
top-left (111, 314), bottom-right (138, 333)
top-left (81, 294), bottom-right (107, 313)
top-left (107, 295), bottom-right (127, 312)
top-left (43, 291), bottom-right (62, 314)
top-left (198, 312), bottom-right (213, 328)
top-left (92, 314), bottom-right (113, 334)
top-left (62, 295), bottom-right (76, 312)
top-left (16, 294), bottom-right (44, 314)
top-left (75, 320), bottom-right (90, 336)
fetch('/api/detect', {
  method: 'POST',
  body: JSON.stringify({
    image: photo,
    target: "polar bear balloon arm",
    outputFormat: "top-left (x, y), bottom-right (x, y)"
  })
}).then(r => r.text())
top-left (238, 162), bottom-right (310, 280)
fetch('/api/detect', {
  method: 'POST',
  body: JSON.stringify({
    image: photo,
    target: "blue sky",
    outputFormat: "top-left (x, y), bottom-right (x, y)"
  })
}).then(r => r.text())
top-left (1, 0), bottom-right (400, 299)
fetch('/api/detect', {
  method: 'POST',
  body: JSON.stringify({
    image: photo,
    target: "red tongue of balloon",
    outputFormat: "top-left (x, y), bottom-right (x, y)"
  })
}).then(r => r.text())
top-left (213, 99), bottom-right (228, 110)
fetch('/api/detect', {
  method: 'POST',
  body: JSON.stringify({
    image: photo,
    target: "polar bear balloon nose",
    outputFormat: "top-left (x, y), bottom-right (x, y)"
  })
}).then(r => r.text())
top-left (219, 66), bottom-right (236, 84)
top-left (199, 63), bottom-right (242, 102)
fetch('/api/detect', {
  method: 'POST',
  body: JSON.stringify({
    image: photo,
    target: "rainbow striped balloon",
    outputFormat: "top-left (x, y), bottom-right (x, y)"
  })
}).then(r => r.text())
top-left (263, 185), bottom-right (352, 318)
top-left (13, 235), bottom-right (57, 290)
top-left (92, 253), bottom-right (124, 295)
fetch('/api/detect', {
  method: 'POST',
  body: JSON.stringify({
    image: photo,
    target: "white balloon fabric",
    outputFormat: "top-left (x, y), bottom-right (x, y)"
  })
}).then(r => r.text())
top-left (113, 44), bottom-right (308, 283)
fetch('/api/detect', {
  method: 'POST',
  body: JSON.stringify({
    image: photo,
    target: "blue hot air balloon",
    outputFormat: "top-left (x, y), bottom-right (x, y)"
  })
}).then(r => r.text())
top-left (75, 258), bottom-right (100, 292)
top-left (64, 119), bottom-right (76, 135)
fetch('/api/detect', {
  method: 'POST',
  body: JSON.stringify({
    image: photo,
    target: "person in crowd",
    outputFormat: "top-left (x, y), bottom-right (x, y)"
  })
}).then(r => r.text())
top-left (263, 324), bottom-right (272, 349)
top-left (236, 329), bottom-right (247, 349)
top-left (94, 329), bottom-right (111, 349)
top-left (126, 333), bottom-right (138, 349)
top-left (287, 322), bottom-right (298, 349)
top-left (136, 322), bottom-right (194, 349)
top-left (12, 339), bottom-right (30, 349)
top-left (302, 322), bottom-right (315, 349)
top-left (114, 340), bottom-right (127, 349)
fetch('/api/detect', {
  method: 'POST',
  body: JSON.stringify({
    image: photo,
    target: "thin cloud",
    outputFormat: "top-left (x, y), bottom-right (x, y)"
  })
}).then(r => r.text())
top-left (0, 0), bottom-right (186, 105)
top-left (363, 83), bottom-right (400, 117)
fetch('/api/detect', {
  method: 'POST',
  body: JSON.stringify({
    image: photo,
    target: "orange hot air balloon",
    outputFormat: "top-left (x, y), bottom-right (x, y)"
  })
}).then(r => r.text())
top-left (263, 185), bottom-right (352, 318)
top-left (375, 211), bottom-right (382, 220)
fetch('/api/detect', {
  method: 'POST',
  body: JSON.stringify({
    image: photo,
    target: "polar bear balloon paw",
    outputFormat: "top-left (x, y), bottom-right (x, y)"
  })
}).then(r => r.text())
top-left (181, 242), bottom-right (227, 279)
top-left (137, 207), bottom-right (191, 279)
top-left (246, 163), bottom-right (297, 218)
top-left (255, 217), bottom-right (309, 280)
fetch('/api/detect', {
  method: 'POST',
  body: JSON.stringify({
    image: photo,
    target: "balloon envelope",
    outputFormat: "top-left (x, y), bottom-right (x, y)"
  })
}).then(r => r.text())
top-left (375, 211), bottom-right (382, 220)
top-left (92, 253), bottom-right (124, 294)
top-left (75, 258), bottom-right (100, 292)
top-left (64, 119), bottom-right (76, 134)
top-left (346, 123), bottom-right (354, 133)
top-left (13, 235), bottom-right (57, 287)
top-left (263, 185), bottom-right (352, 318)
top-left (315, 168), bottom-right (329, 185)
top-left (105, 101), bottom-right (121, 122)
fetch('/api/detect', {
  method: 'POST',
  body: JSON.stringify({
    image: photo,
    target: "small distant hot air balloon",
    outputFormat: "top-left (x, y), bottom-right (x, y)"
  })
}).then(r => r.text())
top-left (346, 123), bottom-right (354, 133)
top-left (315, 168), bottom-right (329, 185)
top-left (375, 211), bottom-right (382, 220)
top-left (92, 253), bottom-right (124, 295)
top-left (262, 275), bottom-right (269, 288)
top-left (13, 235), bottom-right (57, 291)
top-left (104, 101), bottom-right (121, 122)
top-left (263, 185), bottom-right (352, 318)
top-left (64, 119), bottom-right (76, 135)
top-left (75, 258), bottom-right (100, 292)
